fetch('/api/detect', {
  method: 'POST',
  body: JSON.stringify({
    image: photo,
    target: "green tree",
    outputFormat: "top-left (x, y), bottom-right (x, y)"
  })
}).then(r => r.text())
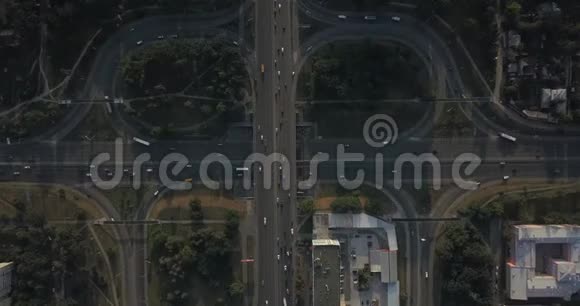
top-left (436, 222), bottom-right (493, 306)
top-left (331, 196), bottom-right (362, 213)
top-left (228, 279), bottom-right (245, 298)
top-left (189, 198), bottom-right (204, 227)
top-left (506, 1), bottom-right (522, 20)
top-left (224, 210), bottom-right (240, 240)
top-left (298, 199), bottom-right (315, 215)
top-left (364, 199), bottom-right (384, 217)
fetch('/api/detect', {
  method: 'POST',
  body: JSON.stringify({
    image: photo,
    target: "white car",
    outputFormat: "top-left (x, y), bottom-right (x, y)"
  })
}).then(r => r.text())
top-left (290, 228), bottom-right (294, 235)
top-left (281, 47), bottom-right (284, 54)
top-left (277, 254), bottom-right (280, 260)
top-left (291, 71), bottom-right (295, 77)
top-left (24, 165), bottom-right (31, 169)
top-left (338, 15), bottom-right (347, 19)
top-left (146, 168), bottom-right (153, 173)
top-left (425, 272), bottom-right (429, 279)
top-left (153, 190), bottom-right (160, 196)
top-left (277, 70), bottom-right (281, 76)
top-left (503, 175), bottom-right (510, 181)
top-left (264, 217), bottom-right (267, 226)
top-left (136, 40), bottom-right (143, 45)
top-left (157, 35), bottom-right (165, 40)
top-left (391, 16), bottom-right (401, 22)
top-left (284, 265), bottom-right (287, 271)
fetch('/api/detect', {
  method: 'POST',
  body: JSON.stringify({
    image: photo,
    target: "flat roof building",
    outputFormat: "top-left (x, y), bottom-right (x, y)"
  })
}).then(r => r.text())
top-left (507, 225), bottom-right (580, 301)
top-left (312, 239), bottom-right (341, 306)
top-left (313, 213), bottom-right (399, 306)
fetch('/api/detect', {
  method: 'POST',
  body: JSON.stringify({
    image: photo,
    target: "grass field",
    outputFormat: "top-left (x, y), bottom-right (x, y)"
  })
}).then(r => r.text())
top-left (150, 188), bottom-right (247, 220)
top-left (0, 183), bottom-right (105, 219)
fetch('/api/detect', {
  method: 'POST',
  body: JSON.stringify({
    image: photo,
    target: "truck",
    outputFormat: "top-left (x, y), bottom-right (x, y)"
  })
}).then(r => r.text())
top-left (133, 137), bottom-right (150, 146)
top-left (283, 298), bottom-right (287, 306)
top-left (499, 132), bottom-right (516, 142)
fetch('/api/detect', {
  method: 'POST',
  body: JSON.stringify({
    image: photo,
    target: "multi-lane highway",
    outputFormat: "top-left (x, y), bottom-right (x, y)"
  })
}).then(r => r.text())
top-left (254, 0), bottom-right (299, 304)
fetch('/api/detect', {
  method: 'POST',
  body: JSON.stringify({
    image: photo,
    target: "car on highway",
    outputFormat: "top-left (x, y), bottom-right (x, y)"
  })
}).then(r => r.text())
top-left (338, 15), bottom-right (347, 19)
top-left (290, 227), bottom-right (294, 235)
top-left (291, 71), bottom-right (295, 77)
top-left (170, 34), bottom-right (178, 39)
top-left (391, 16), bottom-right (401, 22)
top-left (264, 217), bottom-right (267, 226)
top-left (260, 64), bottom-right (265, 74)
top-left (157, 35), bottom-right (165, 40)
top-left (306, 46), bottom-right (313, 52)
top-left (12, 171), bottom-right (20, 176)
top-left (153, 190), bottom-right (160, 196)
top-left (277, 254), bottom-right (280, 260)
top-left (364, 15), bottom-right (377, 20)
top-left (136, 40), bottom-right (143, 45)
top-left (503, 175), bottom-right (510, 181)
top-left (281, 47), bottom-right (284, 54)
top-left (284, 265), bottom-right (287, 271)
top-left (425, 271), bottom-right (429, 279)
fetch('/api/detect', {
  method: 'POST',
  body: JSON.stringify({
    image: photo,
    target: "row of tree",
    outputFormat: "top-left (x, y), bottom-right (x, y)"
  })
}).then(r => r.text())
top-left (150, 199), bottom-right (242, 306)
top-left (0, 203), bottom-right (101, 305)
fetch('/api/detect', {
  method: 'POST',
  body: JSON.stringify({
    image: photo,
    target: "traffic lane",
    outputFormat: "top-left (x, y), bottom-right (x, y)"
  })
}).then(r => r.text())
top-left (255, 0), bottom-right (280, 302)
top-left (307, 136), bottom-right (580, 163)
top-left (6, 134), bottom-right (579, 166)
top-left (0, 141), bottom-right (254, 169)
top-left (0, 155), bottom-right (571, 186)
top-left (309, 158), bottom-right (574, 189)
top-left (274, 0), bottom-right (297, 300)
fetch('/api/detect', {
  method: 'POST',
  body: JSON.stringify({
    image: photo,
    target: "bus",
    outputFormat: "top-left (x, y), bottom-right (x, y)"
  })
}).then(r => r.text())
top-left (133, 137), bottom-right (150, 146)
top-left (499, 133), bottom-right (516, 142)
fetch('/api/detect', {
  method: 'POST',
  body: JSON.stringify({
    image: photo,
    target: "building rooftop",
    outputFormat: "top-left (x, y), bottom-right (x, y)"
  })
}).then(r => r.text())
top-left (508, 225), bottom-right (580, 301)
top-left (312, 240), bottom-right (341, 306)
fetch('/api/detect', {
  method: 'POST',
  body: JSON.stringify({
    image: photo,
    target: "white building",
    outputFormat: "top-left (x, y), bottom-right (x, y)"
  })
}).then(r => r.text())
top-left (314, 213), bottom-right (399, 306)
top-left (507, 225), bottom-right (580, 301)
